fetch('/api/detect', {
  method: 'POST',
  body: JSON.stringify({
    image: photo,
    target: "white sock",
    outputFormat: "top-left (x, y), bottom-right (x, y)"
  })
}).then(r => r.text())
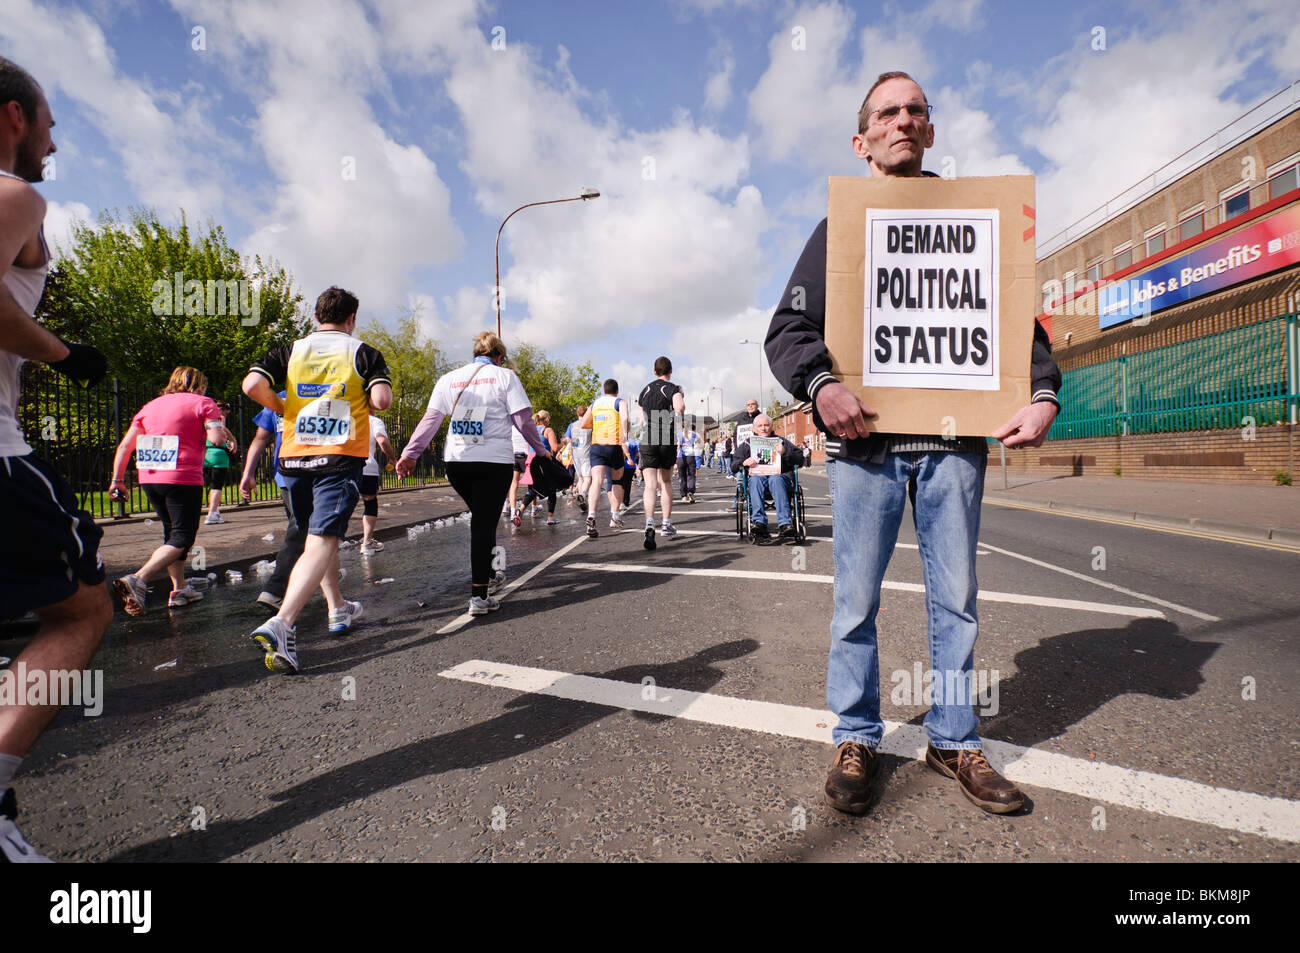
top-left (0, 752), bottom-right (22, 791)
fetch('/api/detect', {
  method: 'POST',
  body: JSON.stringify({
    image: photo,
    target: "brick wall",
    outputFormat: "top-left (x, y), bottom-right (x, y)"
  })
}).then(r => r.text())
top-left (996, 424), bottom-right (1296, 484)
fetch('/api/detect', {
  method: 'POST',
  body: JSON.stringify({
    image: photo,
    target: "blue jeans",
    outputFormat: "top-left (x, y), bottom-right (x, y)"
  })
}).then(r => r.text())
top-left (748, 471), bottom-right (793, 526)
top-left (826, 451), bottom-right (986, 750)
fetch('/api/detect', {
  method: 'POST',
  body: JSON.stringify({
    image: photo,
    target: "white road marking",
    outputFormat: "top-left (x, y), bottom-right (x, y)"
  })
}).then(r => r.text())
top-left (975, 541), bottom-right (1220, 622)
top-left (440, 659), bottom-right (1300, 843)
top-left (432, 501), bottom-right (646, 635)
top-left (563, 562), bottom-right (1163, 618)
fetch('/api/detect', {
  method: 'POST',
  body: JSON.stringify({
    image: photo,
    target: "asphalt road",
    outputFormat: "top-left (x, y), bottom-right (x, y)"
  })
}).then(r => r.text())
top-left (8, 466), bottom-right (1299, 862)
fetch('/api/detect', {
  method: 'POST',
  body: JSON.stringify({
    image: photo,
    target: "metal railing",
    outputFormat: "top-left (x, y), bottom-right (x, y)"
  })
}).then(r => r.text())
top-left (1047, 315), bottom-right (1298, 439)
top-left (1037, 81), bottom-right (1300, 261)
top-left (16, 365), bottom-right (445, 520)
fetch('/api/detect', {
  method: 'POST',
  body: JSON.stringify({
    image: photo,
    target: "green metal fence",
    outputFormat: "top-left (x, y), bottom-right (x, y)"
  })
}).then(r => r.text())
top-left (1048, 315), bottom-right (1299, 440)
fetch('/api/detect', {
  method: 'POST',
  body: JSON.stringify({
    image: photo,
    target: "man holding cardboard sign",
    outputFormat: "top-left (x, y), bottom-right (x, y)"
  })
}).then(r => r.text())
top-left (766, 72), bottom-right (1061, 816)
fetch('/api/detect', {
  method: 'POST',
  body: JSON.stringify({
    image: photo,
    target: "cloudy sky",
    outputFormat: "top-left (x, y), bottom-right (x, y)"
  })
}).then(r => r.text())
top-left (3, 0), bottom-right (1296, 415)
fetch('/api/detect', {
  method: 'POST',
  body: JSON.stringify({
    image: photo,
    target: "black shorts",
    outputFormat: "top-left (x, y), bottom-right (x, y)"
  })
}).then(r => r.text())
top-left (143, 483), bottom-right (204, 556)
top-left (359, 474), bottom-right (380, 496)
top-left (640, 444), bottom-right (676, 471)
top-left (203, 465), bottom-right (229, 490)
top-left (588, 443), bottom-right (624, 471)
top-left (513, 452), bottom-right (528, 474)
top-left (1, 454), bottom-right (106, 618)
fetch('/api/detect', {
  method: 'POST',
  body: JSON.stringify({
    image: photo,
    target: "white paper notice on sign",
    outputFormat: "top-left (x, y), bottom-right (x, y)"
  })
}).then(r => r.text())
top-left (864, 209), bottom-right (999, 390)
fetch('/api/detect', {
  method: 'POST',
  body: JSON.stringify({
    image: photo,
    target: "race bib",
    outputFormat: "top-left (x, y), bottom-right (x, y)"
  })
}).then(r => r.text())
top-left (136, 434), bottom-right (179, 470)
top-left (294, 398), bottom-right (351, 446)
top-left (449, 406), bottom-right (487, 445)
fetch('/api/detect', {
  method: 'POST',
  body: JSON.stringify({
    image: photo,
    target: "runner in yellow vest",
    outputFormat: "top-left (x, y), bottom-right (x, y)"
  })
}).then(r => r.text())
top-left (576, 378), bottom-right (629, 537)
top-left (241, 286), bottom-right (392, 674)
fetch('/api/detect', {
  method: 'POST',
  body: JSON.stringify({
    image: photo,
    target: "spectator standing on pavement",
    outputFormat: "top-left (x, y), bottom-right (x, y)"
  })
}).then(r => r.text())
top-left (202, 399), bottom-right (236, 525)
top-left (0, 55), bottom-right (114, 863)
top-left (636, 356), bottom-right (686, 550)
top-left (110, 366), bottom-right (230, 614)
top-left (239, 389), bottom-right (303, 612)
top-left (359, 414), bottom-right (397, 555)
top-left (242, 286), bottom-right (393, 673)
top-left (676, 424), bottom-right (701, 503)
top-left (397, 331), bottom-right (551, 615)
top-left (766, 70), bottom-right (1061, 817)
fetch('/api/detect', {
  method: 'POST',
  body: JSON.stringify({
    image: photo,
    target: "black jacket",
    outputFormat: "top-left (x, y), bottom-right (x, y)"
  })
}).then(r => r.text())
top-left (765, 214), bottom-right (1062, 463)
top-left (732, 435), bottom-right (801, 475)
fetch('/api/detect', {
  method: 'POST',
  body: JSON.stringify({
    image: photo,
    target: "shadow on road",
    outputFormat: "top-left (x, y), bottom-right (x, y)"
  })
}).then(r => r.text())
top-left (106, 638), bottom-right (759, 862)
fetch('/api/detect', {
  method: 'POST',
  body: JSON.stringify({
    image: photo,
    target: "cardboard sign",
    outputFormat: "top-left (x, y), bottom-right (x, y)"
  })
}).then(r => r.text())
top-left (827, 175), bottom-right (1036, 436)
top-left (749, 436), bottom-right (780, 475)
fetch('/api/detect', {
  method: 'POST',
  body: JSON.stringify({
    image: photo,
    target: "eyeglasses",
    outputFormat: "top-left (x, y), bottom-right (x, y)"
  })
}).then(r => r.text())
top-left (868, 101), bottom-right (932, 126)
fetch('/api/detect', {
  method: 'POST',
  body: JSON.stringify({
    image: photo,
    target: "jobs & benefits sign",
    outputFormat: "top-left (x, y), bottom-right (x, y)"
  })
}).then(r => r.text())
top-left (864, 210), bottom-right (1000, 390)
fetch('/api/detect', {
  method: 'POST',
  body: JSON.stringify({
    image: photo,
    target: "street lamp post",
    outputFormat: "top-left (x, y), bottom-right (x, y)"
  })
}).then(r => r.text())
top-left (738, 339), bottom-right (763, 408)
top-left (710, 385), bottom-right (723, 428)
top-left (495, 188), bottom-right (600, 337)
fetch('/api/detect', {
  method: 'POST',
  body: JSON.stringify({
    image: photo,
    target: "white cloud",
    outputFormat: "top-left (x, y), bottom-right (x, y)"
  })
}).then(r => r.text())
top-left (168, 0), bottom-right (464, 318)
top-left (0, 0), bottom-right (224, 221)
top-left (747, 3), bottom-right (942, 174)
top-left (41, 200), bottom-right (94, 259)
top-left (1023, 1), bottom-right (1297, 244)
top-left (930, 86), bottom-right (1032, 178)
top-left (438, 26), bottom-right (768, 350)
top-left (704, 53), bottom-right (734, 112)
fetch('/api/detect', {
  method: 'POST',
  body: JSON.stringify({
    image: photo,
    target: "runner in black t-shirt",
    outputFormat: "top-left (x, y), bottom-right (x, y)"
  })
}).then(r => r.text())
top-left (636, 356), bottom-right (685, 550)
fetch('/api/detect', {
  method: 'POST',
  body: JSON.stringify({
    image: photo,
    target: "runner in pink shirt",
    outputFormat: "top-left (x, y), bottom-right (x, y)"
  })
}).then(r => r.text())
top-left (108, 366), bottom-right (228, 615)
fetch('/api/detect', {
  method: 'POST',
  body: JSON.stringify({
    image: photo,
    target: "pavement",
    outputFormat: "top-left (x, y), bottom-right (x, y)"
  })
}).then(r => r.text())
top-left (981, 473), bottom-right (1300, 550)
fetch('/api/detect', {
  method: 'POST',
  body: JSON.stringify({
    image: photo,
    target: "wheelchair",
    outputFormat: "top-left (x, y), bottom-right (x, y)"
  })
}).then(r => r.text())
top-left (734, 466), bottom-right (806, 544)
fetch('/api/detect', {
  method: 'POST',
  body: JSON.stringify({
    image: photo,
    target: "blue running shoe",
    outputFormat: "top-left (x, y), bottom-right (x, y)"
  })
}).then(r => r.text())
top-left (252, 617), bottom-right (298, 674)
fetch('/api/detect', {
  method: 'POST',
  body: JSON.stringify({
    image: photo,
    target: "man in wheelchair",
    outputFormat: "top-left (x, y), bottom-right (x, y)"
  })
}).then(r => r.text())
top-left (732, 414), bottom-right (801, 542)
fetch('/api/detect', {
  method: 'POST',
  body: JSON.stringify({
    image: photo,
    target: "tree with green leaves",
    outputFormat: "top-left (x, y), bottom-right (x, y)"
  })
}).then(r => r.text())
top-left (37, 208), bottom-right (307, 399)
top-left (509, 342), bottom-right (599, 437)
top-left (359, 305), bottom-right (450, 446)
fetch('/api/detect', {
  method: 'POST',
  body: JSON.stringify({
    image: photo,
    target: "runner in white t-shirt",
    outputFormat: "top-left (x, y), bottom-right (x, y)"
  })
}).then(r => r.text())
top-left (396, 332), bottom-right (551, 616)
top-left (359, 414), bottom-right (396, 555)
top-left (563, 407), bottom-right (592, 513)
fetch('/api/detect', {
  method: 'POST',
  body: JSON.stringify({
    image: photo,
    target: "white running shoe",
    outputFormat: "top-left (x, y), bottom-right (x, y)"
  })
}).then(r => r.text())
top-left (609, 516), bottom-right (625, 529)
top-left (328, 600), bottom-right (364, 634)
top-left (359, 540), bottom-right (384, 556)
top-left (469, 595), bottom-right (501, 616)
top-left (168, 586), bottom-right (203, 607)
top-left (204, 514), bottom-right (227, 524)
top-left (114, 574), bottom-right (148, 616)
top-left (643, 524), bottom-right (656, 551)
top-left (661, 522), bottom-right (677, 537)
top-left (252, 617), bottom-right (298, 674)
top-left (0, 789), bottom-right (52, 863)
top-left (546, 515), bottom-right (557, 525)
top-left (489, 570), bottom-right (506, 594)
top-left (256, 591), bottom-right (283, 611)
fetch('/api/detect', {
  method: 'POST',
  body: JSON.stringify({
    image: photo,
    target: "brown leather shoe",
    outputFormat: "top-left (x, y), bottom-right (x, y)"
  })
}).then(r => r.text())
top-left (925, 745), bottom-right (1024, 814)
top-left (824, 741), bottom-right (878, 815)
